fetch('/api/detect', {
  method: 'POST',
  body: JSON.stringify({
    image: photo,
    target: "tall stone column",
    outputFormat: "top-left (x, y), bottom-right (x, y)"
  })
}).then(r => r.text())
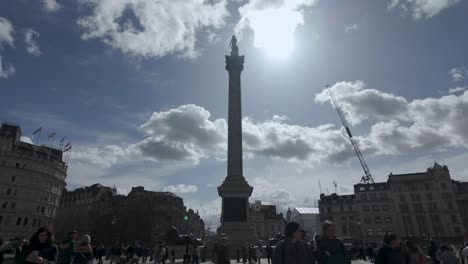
top-left (217, 36), bottom-right (254, 248)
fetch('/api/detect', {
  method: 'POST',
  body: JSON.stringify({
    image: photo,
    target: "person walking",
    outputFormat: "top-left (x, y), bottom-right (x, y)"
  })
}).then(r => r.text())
top-left (73, 235), bottom-right (93, 264)
top-left (428, 240), bottom-right (439, 264)
top-left (95, 245), bottom-right (105, 264)
top-left (216, 234), bottom-right (230, 264)
top-left (316, 221), bottom-right (350, 264)
top-left (170, 249), bottom-right (175, 264)
top-left (461, 242), bottom-right (468, 264)
top-left (255, 245), bottom-right (262, 264)
top-left (242, 246), bottom-right (247, 264)
top-left (436, 244), bottom-right (458, 264)
top-left (17, 226), bottom-right (58, 264)
top-left (110, 242), bottom-right (123, 264)
top-left (374, 232), bottom-right (409, 264)
top-left (57, 231), bottom-right (77, 264)
top-left (0, 238), bottom-right (4, 264)
top-left (154, 242), bottom-right (163, 264)
top-left (191, 245), bottom-right (199, 264)
top-left (272, 221), bottom-right (316, 264)
top-left (404, 240), bottom-right (426, 264)
top-left (266, 245), bottom-right (273, 264)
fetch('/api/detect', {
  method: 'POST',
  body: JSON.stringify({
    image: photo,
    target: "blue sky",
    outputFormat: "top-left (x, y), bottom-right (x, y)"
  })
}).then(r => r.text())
top-left (1, 0), bottom-right (468, 228)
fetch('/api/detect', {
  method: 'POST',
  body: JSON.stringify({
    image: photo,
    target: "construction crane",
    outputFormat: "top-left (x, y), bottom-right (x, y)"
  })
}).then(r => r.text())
top-left (326, 85), bottom-right (375, 184)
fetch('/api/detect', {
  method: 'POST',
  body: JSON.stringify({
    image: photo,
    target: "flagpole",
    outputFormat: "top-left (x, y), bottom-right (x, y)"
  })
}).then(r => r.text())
top-left (319, 179), bottom-right (322, 194)
top-left (37, 129), bottom-right (42, 146)
top-left (66, 148), bottom-right (72, 164)
top-left (47, 135), bottom-right (55, 163)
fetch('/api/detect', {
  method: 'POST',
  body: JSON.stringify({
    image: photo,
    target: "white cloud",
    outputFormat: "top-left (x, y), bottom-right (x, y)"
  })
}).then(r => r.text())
top-left (78, 0), bottom-right (228, 59)
top-left (448, 86), bottom-right (466, 94)
top-left (316, 81), bottom-right (468, 155)
top-left (72, 86), bottom-right (468, 171)
top-left (251, 177), bottom-right (296, 212)
top-left (0, 17), bottom-right (15, 48)
top-left (235, 0), bottom-right (318, 57)
top-left (23, 28), bottom-right (41, 56)
top-left (42, 0), bottom-right (61, 12)
top-left (163, 184), bottom-right (198, 194)
top-left (315, 81), bottom-right (409, 125)
top-left (450, 67), bottom-right (467, 82)
top-left (0, 56), bottom-right (15, 79)
top-left (388, 0), bottom-right (462, 19)
top-left (345, 24), bottom-right (360, 33)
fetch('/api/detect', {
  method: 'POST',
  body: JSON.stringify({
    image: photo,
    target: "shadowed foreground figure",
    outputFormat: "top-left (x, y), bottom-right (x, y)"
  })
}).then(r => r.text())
top-left (17, 226), bottom-right (58, 264)
top-left (316, 221), bottom-right (350, 264)
top-left (375, 232), bottom-right (409, 264)
top-left (272, 221), bottom-right (316, 264)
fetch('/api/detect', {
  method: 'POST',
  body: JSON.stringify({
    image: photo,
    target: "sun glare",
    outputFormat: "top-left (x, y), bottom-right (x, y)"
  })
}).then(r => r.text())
top-left (250, 8), bottom-right (302, 60)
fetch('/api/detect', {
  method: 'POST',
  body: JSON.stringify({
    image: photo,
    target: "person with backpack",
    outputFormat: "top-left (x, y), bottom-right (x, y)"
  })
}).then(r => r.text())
top-left (316, 221), bottom-right (350, 264)
top-left (272, 221), bottom-right (315, 264)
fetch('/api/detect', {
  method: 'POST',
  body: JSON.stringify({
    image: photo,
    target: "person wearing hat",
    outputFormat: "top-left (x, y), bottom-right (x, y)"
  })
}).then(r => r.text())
top-left (272, 222), bottom-right (316, 264)
top-left (57, 231), bottom-right (78, 264)
top-left (216, 234), bottom-right (230, 264)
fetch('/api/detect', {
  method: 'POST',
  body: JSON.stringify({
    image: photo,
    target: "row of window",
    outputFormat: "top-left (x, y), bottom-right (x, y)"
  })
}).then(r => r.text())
top-left (399, 201), bottom-right (455, 213)
top-left (362, 204), bottom-right (391, 212)
top-left (4, 188), bottom-right (18, 196)
top-left (399, 192), bottom-right (452, 202)
top-left (393, 182), bottom-right (448, 192)
top-left (1, 201), bottom-right (16, 209)
top-left (0, 215), bottom-right (45, 228)
top-left (363, 216), bottom-right (392, 224)
top-left (360, 193), bottom-right (388, 200)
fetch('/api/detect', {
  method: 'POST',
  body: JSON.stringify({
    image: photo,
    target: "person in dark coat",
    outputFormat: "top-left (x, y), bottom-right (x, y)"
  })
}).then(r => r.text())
top-left (266, 245), bottom-right (273, 264)
top-left (428, 240), bottom-right (439, 264)
top-left (216, 234), bottom-right (230, 264)
top-left (272, 221), bottom-right (316, 264)
top-left (20, 226), bottom-right (58, 264)
top-left (0, 238), bottom-right (4, 264)
top-left (73, 235), bottom-right (93, 264)
top-left (57, 231), bottom-right (78, 264)
top-left (316, 221), bottom-right (350, 264)
top-left (374, 232), bottom-right (409, 264)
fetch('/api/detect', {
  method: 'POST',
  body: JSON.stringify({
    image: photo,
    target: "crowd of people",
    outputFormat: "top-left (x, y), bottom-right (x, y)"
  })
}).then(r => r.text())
top-left (1, 223), bottom-right (468, 264)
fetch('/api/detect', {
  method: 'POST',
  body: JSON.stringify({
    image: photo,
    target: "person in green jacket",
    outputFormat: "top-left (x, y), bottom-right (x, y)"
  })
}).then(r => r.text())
top-left (57, 231), bottom-right (78, 264)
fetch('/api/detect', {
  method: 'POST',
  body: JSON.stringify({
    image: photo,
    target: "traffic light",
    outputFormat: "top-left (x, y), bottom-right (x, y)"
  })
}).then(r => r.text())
top-left (184, 215), bottom-right (188, 221)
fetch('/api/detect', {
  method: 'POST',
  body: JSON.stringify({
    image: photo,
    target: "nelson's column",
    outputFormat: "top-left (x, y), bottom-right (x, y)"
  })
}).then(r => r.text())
top-left (217, 36), bottom-right (254, 245)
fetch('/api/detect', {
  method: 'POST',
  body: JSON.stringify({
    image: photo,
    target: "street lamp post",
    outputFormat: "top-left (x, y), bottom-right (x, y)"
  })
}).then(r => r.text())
top-left (357, 221), bottom-right (364, 247)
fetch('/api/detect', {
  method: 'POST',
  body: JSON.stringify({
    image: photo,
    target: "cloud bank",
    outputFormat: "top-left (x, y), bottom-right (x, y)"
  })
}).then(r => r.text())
top-left (78, 0), bottom-right (228, 58)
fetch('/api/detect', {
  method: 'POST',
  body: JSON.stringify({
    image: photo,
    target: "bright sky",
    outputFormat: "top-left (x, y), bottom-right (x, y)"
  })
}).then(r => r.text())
top-left (1, 0), bottom-right (468, 228)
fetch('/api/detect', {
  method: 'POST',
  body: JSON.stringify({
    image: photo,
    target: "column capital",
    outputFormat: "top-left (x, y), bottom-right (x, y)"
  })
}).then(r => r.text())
top-left (225, 55), bottom-right (245, 72)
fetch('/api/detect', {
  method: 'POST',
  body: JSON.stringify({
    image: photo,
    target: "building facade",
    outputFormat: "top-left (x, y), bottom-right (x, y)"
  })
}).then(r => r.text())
top-left (55, 185), bottom-right (204, 245)
top-left (319, 163), bottom-right (467, 244)
top-left (0, 123), bottom-right (67, 240)
top-left (248, 200), bottom-right (286, 241)
top-left (291, 207), bottom-right (321, 237)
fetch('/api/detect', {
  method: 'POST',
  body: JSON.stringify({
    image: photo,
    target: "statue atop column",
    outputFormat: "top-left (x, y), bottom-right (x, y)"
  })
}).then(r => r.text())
top-left (230, 35), bottom-right (239, 56)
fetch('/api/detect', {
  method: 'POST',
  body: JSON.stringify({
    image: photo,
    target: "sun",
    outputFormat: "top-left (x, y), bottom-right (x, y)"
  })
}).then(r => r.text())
top-left (249, 8), bottom-right (302, 60)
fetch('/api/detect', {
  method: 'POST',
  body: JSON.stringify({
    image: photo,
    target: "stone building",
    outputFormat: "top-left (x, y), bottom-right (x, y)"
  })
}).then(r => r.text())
top-left (248, 200), bottom-right (286, 240)
top-left (290, 207), bottom-right (321, 237)
top-left (55, 185), bottom-right (204, 245)
top-left (319, 163), bottom-right (467, 244)
top-left (0, 123), bottom-right (67, 240)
